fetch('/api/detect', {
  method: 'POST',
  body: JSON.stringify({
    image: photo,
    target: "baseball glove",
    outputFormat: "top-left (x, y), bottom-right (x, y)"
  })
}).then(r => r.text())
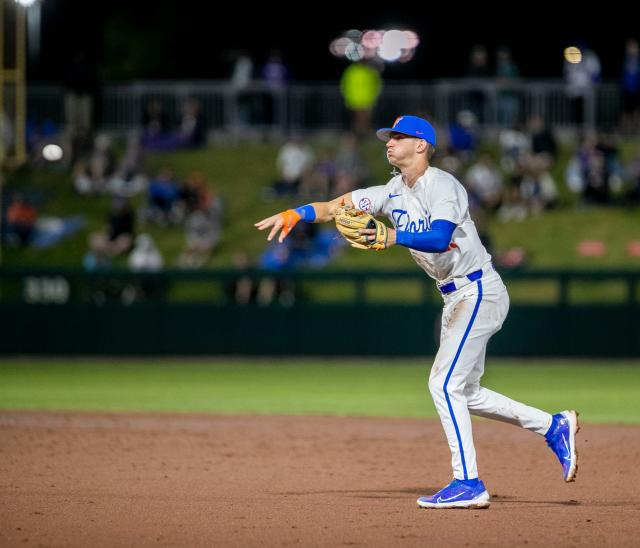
top-left (334, 204), bottom-right (389, 251)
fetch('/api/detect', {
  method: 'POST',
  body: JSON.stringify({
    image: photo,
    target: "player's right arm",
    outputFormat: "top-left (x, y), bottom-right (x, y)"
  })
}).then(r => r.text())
top-left (254, 193), bottom-right (353, 243)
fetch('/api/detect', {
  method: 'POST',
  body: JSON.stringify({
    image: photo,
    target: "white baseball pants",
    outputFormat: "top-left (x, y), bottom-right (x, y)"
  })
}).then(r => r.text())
top-left (429, 270), bottom-right (552, 480)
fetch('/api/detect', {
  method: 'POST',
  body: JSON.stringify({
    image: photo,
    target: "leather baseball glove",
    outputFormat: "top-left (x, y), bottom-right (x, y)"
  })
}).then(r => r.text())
top-left (334, 204), bottom-right (389, 250)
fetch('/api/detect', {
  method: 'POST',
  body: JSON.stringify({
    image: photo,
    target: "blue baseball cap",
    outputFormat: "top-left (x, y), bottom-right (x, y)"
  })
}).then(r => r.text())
top-left (376, 115), bottom-right (437, 147)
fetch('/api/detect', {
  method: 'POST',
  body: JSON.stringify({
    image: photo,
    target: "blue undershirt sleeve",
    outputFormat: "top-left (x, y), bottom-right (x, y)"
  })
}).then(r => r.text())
top-left (395, 219), bottom-right (457, 253)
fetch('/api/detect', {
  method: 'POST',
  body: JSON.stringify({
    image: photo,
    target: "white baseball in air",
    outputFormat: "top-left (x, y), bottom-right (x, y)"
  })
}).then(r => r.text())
top-left (42, 144), bottom-right (63, 161)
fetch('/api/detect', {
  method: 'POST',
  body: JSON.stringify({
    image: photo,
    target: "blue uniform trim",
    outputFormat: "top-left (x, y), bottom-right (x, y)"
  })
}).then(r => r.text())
top-left (442, 280), bottom-right (483, 480)
top-left (294, 204), bottom-right (316, 222)
top-left (395, 219), bottom-right (456, 253)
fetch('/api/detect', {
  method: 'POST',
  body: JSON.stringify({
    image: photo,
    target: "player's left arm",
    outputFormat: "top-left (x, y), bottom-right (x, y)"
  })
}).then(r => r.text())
top-left (254, 193), bottom-right (353, 243)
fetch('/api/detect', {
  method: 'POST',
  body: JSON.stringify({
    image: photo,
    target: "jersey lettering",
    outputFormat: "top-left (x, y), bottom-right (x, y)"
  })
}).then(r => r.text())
top-left (392, 209), bottom-right (430, 232)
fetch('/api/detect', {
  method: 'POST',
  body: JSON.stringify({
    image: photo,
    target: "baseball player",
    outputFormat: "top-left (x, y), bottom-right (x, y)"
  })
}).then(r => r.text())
top-left (255, 115), bottom-right (579, 509)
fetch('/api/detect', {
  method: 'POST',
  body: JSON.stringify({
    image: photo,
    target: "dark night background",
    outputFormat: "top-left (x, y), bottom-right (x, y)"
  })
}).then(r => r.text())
top-left (32, 2), bottom-right (639, 82)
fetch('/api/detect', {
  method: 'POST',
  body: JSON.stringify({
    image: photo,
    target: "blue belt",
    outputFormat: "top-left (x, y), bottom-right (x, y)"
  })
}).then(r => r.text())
top-left (438, 269), bottom-right (484, 295)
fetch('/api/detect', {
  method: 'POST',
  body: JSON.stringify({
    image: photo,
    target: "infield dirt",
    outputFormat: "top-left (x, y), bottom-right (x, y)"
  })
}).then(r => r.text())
top-left (1, 412), bottom-right (638, 547)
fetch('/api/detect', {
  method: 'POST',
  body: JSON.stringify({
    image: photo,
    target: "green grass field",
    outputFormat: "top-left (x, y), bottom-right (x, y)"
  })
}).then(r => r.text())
top-left (1, 358), bottom-right (638, 424)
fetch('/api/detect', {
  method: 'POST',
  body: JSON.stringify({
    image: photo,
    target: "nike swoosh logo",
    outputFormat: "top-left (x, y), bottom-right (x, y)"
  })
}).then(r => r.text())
top-left (436, 492), bottom-right (466, 503)
top-left (562, 434), bottom-right (571, 460)
top-left (388, 193), bottom-right (401, 199)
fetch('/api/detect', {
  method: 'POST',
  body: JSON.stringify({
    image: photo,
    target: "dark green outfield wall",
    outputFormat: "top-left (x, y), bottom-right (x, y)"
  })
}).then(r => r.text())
top-left (1, 268), bottom-right (638, 357)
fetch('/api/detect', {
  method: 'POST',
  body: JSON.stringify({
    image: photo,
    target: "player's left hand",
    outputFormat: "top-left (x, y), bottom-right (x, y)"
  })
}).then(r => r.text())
top-left (254, 210), bottom-right (301, 243)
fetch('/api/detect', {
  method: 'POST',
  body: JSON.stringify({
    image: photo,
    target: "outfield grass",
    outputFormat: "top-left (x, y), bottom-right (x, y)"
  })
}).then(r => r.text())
top-left (0, 358), bottom-right (638, 424)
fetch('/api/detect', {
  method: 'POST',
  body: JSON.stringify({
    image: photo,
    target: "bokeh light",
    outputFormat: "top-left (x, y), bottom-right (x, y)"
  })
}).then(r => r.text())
top-left (329, 28), bottom-right (420, 64)
top-left (42, 144), bottom-right (63, 162)
top-left (564, 46), bottom-right (582, 64)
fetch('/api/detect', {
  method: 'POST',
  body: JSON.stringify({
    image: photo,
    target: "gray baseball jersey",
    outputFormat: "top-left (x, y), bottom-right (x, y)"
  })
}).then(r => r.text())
top-left (351, 166), bottom-right (492, 283)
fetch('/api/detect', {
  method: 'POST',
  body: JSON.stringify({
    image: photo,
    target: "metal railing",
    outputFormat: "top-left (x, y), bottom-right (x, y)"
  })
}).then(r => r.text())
top-left (24, 79), bottom-right (624, 136)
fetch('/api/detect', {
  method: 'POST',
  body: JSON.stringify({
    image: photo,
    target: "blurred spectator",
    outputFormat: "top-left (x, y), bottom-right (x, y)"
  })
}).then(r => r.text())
top-left (340, 60), bottom-right (382, 138)
top-left (177, 171), bottom-right (210, 219)
top-left (299, 151), bottom-right (335, 200)
top-left (261, 49), bottom-right (289, 90)
top-left (177, 97), bottom-right (206, 148)
top-left (564, 42), bottom-right (601, 127)
top-left (230, 51), bottom-right (254, 129)
top-left (565, 132), bottom-right (622, 204)
top-left (6, 193), bottom-right (37, 247)
top-left (144, 167), bottom-right (180, 224)
top-left (265, 137), bottom-right (314, 199)
top-left (231, 52), bottom-right (253, 90)
top-left (178, 187), bottom-right (224, 268)
top-left (260, 50), bottom-right (289, 128)
top-left (87, 196), bottom-right (135, 261)
top-left (448, 110), bottom-right (478, 156)
top-left (495, 46), bottom-right (521, 127)
top-left (126, 233), bottom-right (166, 302)
top-left (466, 44), bottom-right (490, 77)
top-left (141, 97), bottom-right (205, 151)
top-left (623, 146), bottom-right (640, 204)
top-left (107, 133), bottom-right (147, 197)
top-left (465, 45), bottom-right (490, 122)
top-left (225, 252), bottom-right (257, 305)
top-left (436, 149), bottom-right (464, 179)
top-left (64, 51), bottom-right (96, 159)
top-left (142, 99), bottom-right (168, 140)
top-left (465, 155), bottom-right (503, 210)
top-left (334, 132), bottom-right (369, 189)
top-left (128, 234), bottom-right (164, 271)
top-left (519, 153), bottom-right (559, 215)
top-left (498, 125), bottom-right (529, 174)
top-left (73, 134), bottom-right (117, 195)
top-left (528, 115), bottom-right (558, 159)
top-left (621, 38), bottom-right (640, 132)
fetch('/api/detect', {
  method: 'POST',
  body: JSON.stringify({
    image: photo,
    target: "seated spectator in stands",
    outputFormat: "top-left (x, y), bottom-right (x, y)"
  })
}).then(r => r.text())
top-left (623, 145), bottom-right (640, 204)
top-left (448, 110), bottom-right (478, 157)
top-left (144, 167), bottom-right (180, 224)
top-left (225, 252), bottom-right (257, 305)
top-left (128, 233), bottom-right (164, 272)
top-left (334, 132), bottom-right (369, 188)
top-left (497, 164), bottom-right (528, 223)
top-left (177, 97), bottom-right (206, 148)
top-left (519, 153), bottom-right (559, 215)
top-left (498, 124), bottom-right (529, 174)
top-left (107, 133), bottom-right (148, 197)
top-left (141, 97), bottom-right (205, 151)
top-left (178, 187), bottom-right (224, 268)
top-left (566, 132), bottom-right (620, 204)
top-left (436, 149), bottom-right (464, 179)
top-left (73, 134), bottom-right (117, 194)
top-left (176, 171), bottom-right (210, 221)
top-left (265, 137), bottom-right (314, 199)
top-left (142, 98), bottom-right (168, 140)
top-left (298, 152), bottom-right (335, 200)
top-left (465, 155), bottom-right (503, 210)
top-left (88, 196), bottom-right (135, 259)
top-left (528, 115), bottom-right (557, 159)
top-left (6, 193), bottom-right (37, 247)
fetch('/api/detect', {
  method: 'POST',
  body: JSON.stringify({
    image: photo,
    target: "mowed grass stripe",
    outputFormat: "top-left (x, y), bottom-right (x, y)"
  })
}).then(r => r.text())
top-left (0, 359), bottom-right (638, 423)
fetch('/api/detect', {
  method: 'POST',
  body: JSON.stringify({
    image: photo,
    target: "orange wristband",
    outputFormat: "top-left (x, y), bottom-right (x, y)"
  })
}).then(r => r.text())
top-left (280, 209), bottom-right (302, 237)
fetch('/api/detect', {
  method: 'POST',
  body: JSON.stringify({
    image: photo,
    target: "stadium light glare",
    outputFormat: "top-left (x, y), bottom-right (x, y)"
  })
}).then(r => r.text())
top-left (378, 43), bottom-right (402, 62)
top-left (564, 46), bottom-right (582, 64)
top-left (42, 144), bottom-right (63, 162)
top-left (382, 29), bottom-right (408, 50)
top-left (14, 0), bottom-right (38, 6)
